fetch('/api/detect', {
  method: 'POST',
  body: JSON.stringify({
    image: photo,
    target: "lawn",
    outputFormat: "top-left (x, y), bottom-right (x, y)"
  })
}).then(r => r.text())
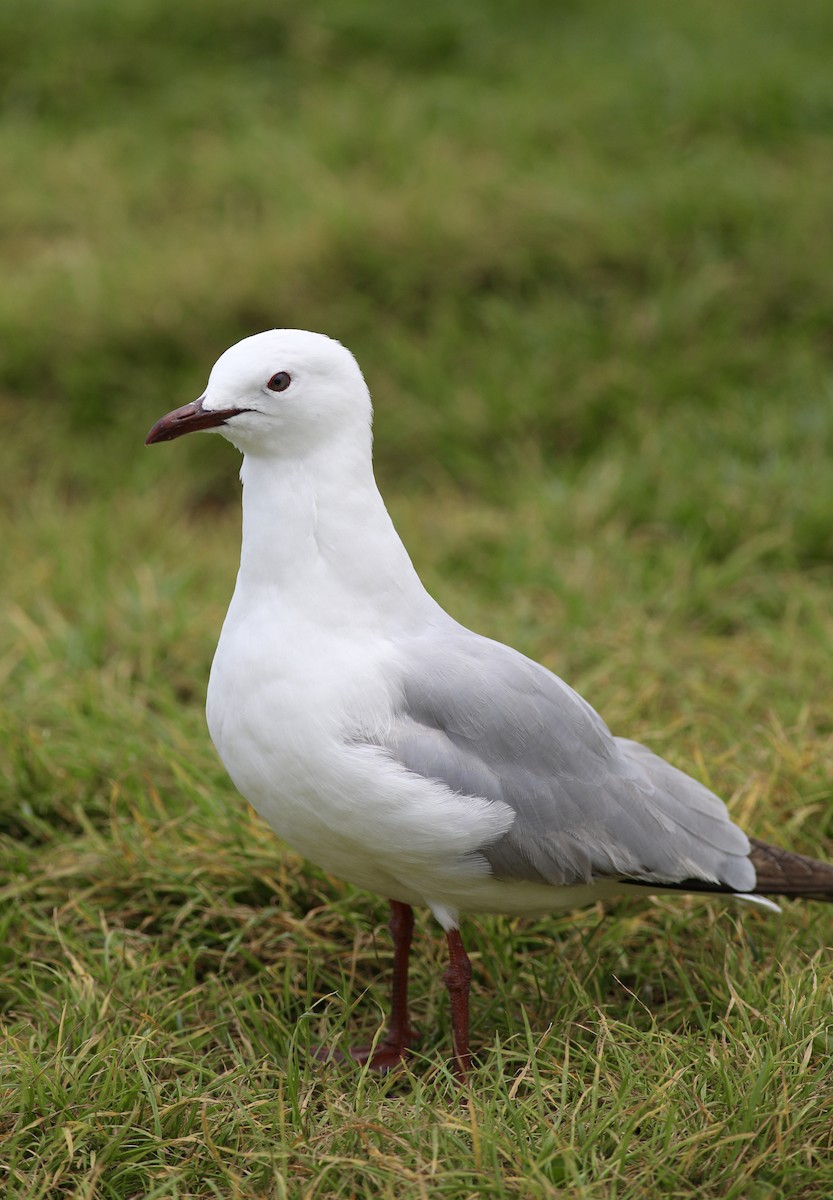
top-left (1, 0), bottom-right (832, 1196)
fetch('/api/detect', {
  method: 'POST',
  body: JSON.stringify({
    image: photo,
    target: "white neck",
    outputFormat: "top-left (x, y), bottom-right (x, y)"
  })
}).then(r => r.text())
top-left (235, 434), bottom-right (438, 630)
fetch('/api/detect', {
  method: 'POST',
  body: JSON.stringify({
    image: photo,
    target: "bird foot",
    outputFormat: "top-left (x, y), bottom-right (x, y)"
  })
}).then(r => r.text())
top-left (313, 1030), bottom-right (417, 1072)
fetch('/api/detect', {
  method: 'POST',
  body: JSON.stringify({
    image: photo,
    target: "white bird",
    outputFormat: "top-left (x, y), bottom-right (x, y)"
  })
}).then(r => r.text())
top-left (146, 329), bottom-right (833, 1080)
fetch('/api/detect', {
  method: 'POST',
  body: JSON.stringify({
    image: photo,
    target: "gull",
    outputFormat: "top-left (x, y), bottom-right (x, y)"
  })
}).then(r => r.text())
top-left (146, 329), bottom-right (833, 1080)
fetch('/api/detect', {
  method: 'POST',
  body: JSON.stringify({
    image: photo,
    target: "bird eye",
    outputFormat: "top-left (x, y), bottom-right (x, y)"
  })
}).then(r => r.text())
top-left (266, 371), bottom-right (291, 392)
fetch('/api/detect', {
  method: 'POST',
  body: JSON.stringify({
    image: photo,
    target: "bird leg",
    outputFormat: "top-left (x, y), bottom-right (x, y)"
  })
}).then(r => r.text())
top-left (331, 900), bottom-right (418, 1070)
top-left (443, 929), bottom-right (472, 1082)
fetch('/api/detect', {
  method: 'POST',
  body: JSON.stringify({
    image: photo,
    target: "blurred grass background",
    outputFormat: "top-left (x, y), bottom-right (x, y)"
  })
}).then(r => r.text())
top-left (1, 0), bottom-right (833, 1196)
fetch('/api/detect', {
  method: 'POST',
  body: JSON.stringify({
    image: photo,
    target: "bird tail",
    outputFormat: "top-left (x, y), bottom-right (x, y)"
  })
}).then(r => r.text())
top-left (748, 838), bottom-right (833, 902)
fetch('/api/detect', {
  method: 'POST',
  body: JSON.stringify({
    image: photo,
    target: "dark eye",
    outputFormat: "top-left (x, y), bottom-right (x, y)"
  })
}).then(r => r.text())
top-left (267, 371), bottom-right (291, 392)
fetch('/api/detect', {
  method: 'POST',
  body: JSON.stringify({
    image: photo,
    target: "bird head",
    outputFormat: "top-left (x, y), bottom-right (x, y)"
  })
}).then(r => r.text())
top-left (145, 329), bottom-right (372, 458)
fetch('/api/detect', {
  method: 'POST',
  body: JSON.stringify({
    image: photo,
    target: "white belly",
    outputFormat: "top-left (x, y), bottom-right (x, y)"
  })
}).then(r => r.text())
top-left (205, 596), bottom-right (517, 909)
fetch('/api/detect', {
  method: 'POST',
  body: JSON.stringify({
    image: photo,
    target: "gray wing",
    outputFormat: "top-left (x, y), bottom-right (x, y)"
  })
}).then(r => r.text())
top-left (373, 627), bottom-right (755, 893)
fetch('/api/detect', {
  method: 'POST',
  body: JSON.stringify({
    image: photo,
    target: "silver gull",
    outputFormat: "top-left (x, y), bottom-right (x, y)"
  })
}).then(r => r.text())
top-left (146, 328), bottom-right (833, 1080)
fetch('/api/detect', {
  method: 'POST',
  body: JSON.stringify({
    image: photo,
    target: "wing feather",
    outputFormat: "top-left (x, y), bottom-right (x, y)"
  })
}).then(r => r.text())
top-left (369, 628), bottom-right (754, 894)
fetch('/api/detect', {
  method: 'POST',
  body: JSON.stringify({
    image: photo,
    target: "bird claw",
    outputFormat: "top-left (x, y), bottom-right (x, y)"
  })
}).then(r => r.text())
top-left (312, 1032), bottom-right (417, 1072)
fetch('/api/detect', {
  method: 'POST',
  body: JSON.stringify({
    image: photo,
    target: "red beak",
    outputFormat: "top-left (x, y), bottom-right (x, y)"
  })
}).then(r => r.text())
top-left (145, 397), bottom-right (247, 445)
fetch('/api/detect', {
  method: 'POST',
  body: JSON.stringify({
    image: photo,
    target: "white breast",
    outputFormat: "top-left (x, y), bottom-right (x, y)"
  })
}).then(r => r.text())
top-left (206, 583), bottom-right (516, 907)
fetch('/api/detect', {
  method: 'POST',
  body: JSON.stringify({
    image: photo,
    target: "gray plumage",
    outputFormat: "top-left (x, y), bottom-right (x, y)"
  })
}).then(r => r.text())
top-left (379, 626), bottom-right (756, 895)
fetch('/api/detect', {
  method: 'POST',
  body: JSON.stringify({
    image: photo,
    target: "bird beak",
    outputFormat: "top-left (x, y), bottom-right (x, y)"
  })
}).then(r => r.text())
top-left (145, 396), bottom-right (246, 445)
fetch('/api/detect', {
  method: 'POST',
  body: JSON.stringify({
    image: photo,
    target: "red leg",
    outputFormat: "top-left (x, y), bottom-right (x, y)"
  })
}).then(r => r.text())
top-left (444, 929), bottom-right (472, 1082)
top-left (385, 900), bottom-right (417, 1049)
top-left (316, 901), bottom-right (418, 1070)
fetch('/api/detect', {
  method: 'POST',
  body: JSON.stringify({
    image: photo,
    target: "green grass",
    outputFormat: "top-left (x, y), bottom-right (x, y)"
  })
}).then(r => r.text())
top-left (2, 0), bottom-right (833, 1195)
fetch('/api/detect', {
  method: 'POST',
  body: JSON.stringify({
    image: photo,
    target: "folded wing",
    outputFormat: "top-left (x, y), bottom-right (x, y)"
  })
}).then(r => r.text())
top-left (372, 627), bottom-right (755, 894)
